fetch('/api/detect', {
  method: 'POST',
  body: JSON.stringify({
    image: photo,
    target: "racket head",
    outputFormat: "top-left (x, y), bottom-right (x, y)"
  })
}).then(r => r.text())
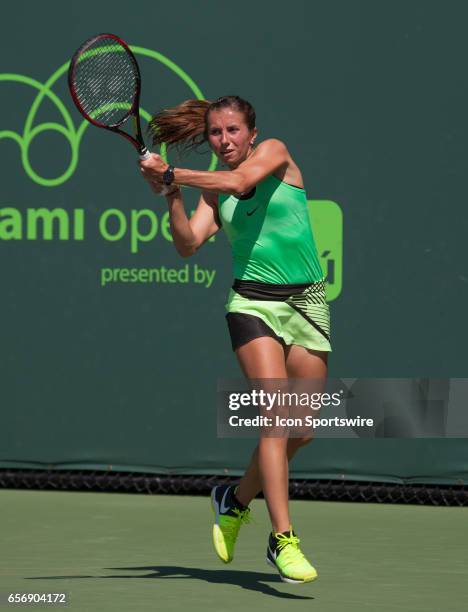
top-left (68, 33), bottom-right (146, 152)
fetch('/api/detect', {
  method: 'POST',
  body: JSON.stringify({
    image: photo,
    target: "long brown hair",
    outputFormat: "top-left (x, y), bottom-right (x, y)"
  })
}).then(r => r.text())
top-left (148, 95), bottom-right (256, 153)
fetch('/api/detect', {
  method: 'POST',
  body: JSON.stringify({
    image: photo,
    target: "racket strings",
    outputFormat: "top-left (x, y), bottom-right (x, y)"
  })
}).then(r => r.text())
top-left (73, 37), bottom-right (138, 127)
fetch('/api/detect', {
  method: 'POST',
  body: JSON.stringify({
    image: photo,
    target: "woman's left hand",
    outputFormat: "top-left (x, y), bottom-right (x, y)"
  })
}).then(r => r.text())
top-left (139, 153), bottom-right (168, 181)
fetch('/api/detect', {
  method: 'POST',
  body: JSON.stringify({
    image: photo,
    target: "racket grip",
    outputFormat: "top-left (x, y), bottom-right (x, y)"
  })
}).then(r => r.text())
top-left (139, 149), bottom-right (169, 196)
top-left (139, 149), bottom-right (151, 161)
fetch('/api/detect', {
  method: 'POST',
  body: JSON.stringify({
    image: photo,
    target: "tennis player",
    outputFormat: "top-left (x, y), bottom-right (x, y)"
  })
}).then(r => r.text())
top-left (139, 96), bottom-right (331, 584)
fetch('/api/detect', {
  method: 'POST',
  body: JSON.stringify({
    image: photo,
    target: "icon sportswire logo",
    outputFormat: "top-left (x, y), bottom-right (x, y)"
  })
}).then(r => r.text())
top-left (0, 46), bottom-right (216, 187)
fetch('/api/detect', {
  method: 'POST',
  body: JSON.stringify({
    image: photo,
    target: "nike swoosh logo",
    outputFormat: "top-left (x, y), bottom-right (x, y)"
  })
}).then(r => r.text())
top-left (268, 545), bottom-right (277, 560)
top-left (220, 488), bottom-right (231, 513)
top-left (246, 207), bottom-right (259, 216)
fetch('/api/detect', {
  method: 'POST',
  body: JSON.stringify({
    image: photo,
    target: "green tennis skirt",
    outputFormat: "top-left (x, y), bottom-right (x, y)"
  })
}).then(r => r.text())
top-left (225, 279), bottom-right (332, 352)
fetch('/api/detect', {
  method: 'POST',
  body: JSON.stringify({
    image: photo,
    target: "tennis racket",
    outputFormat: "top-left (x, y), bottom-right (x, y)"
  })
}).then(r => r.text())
top-left (68, 32), bottom-right (169, 194)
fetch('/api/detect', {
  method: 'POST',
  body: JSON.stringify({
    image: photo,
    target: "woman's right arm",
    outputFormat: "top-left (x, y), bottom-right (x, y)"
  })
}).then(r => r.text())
top-left (159, 185), bottom-right (221, 257)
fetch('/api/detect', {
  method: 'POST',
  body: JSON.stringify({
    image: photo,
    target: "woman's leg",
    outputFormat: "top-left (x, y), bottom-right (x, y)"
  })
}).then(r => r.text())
top-left (285, 344), bottom-right (328, 378)
top-left (233, 336), bottom-right (291, 533)
top-left (235, 345), bottom-right (328, 517)
top-left (235, 438), bottom-right (312, 506)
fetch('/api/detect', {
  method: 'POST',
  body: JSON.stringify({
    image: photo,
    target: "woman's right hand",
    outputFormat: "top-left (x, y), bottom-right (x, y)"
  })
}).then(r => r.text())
top-left (139, 161), bottom-right (165, 195)
top-left (146, 177), bottom-right (167, 196)
top-left (143, 174), bottom-right (181, 199)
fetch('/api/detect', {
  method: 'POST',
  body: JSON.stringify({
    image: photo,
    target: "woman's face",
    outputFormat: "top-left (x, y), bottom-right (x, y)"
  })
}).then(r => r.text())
top-left (207, 108), bottom-right (257, 169)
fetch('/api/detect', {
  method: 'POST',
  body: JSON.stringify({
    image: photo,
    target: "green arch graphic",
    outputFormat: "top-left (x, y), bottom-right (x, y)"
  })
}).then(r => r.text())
top-left (0, 46), bottom-right (217, 187)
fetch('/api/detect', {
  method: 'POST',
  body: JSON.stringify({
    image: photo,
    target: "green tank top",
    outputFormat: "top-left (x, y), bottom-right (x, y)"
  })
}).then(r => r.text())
top-left (218, 174), bottom-right (323, 284)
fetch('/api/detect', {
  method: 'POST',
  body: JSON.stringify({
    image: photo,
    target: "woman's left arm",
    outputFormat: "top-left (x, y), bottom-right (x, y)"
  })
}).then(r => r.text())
top-left (139, 139), bottom-right (289, 196)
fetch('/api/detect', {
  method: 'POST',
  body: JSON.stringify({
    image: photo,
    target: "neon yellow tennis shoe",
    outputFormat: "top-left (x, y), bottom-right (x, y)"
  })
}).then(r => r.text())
top-left (266, 529), bottom-right (318, 583)
top-left (211, 485), bottom-right (251, 563)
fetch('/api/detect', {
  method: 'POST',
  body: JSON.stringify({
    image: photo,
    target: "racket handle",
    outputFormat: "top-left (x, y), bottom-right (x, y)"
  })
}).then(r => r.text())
top-left (139, 149), bottom-right (151, 161)
top-left (139, 149), bottom-right (169, 196)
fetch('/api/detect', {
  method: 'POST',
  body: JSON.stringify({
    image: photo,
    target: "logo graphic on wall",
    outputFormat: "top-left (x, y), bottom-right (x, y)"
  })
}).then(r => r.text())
top-left (309, 201), bottom-right (343, 301)
top-left (0, 46), bottom-right (343, 299)
top-left (0, 46), bottom-right (216, 187)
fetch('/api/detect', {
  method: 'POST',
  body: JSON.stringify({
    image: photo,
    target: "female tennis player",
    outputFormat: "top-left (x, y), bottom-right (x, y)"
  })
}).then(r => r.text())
top-left (139, 96), bottom-right (331, 584)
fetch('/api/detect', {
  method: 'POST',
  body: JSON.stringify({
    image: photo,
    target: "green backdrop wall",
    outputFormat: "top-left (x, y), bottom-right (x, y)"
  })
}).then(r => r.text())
top-left (1, 0), bottom-right (467, 484)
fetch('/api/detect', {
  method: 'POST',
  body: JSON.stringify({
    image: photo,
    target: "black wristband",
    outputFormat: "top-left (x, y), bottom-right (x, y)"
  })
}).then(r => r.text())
top-left (163, 165), bottom-right (175, 186)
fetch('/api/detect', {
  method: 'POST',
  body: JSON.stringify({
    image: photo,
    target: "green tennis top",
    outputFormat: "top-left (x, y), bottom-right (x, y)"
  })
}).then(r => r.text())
top-left (218, 174), bottom-right (324, 284)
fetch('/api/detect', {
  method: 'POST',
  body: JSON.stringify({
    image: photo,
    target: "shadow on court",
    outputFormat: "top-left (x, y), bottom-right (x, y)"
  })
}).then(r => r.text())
top-left (26, 565), bottom-right (314, 600)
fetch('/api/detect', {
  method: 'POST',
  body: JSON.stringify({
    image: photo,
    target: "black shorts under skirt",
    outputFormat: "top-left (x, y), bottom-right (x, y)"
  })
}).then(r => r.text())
top-left (226, 312), bottom-right (286, 351)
